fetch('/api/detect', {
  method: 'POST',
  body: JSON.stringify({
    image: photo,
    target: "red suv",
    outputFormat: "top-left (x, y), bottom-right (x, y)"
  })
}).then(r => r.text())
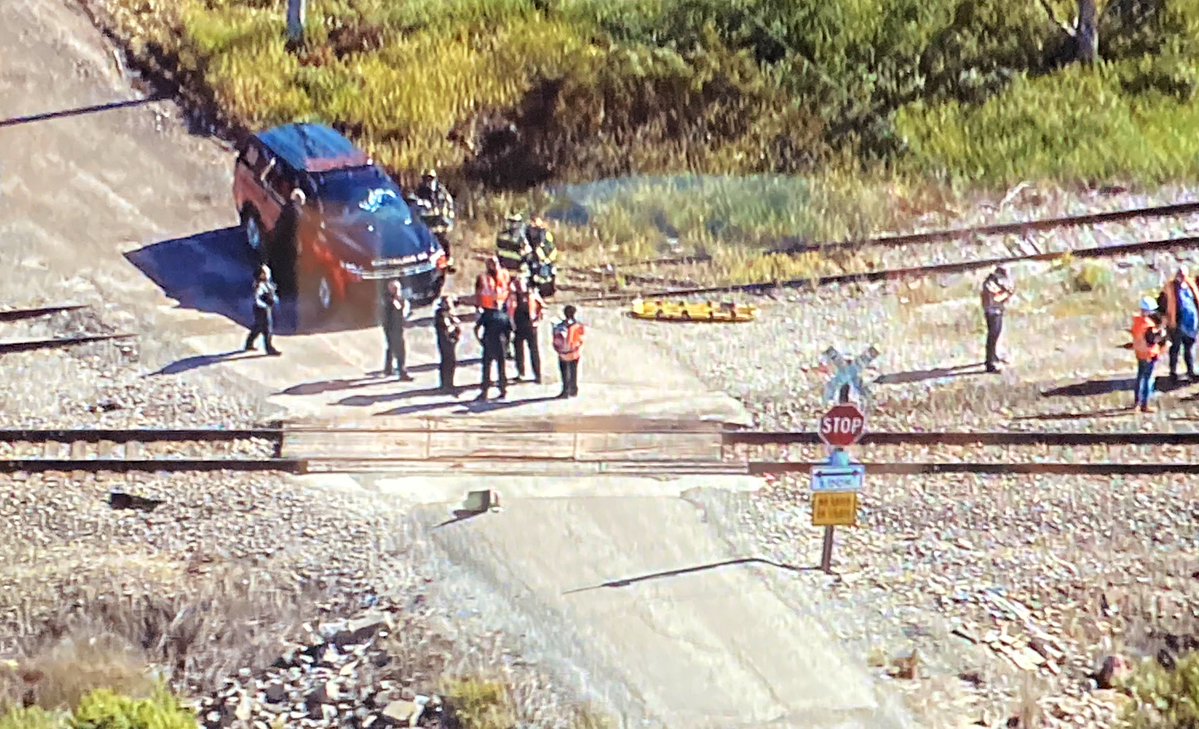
top-left (233, 123), bottom-right (447, 316)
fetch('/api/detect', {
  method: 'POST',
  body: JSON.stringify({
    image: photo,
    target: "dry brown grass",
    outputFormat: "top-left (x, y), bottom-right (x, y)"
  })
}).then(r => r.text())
top-left (0, 636), bottom-right (153, 713)
top-left (0, 560), bottom-right (318, 710)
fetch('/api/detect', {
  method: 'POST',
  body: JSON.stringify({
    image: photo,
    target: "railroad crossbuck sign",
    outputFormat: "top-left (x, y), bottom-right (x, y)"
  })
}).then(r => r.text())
top-left (822, 346), bottom-right (879, 406)
top-left (819, 403), bottom-right (867, 448)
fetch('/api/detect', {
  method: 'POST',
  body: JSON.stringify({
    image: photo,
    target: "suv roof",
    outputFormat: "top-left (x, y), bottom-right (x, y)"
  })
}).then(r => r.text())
top-left (255, 123), bottom-right (370, 174)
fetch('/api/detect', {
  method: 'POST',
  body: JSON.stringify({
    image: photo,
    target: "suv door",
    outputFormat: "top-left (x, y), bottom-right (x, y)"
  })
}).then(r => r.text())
top-left (234, 140), bottom-right (269, 213)
top-left (259, 158), bottom-right (295, 233)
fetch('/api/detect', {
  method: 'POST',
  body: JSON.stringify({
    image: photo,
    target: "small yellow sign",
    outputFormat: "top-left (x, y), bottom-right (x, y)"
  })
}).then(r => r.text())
top-left (812, 492), bottom-right (858, 526)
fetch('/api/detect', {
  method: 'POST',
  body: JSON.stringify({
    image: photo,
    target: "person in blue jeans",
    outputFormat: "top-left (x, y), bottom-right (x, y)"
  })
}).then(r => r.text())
top-left (1132, 297), bottom-right (1165, 412)
top-left (1160, 266), bottom-right (1199, 382)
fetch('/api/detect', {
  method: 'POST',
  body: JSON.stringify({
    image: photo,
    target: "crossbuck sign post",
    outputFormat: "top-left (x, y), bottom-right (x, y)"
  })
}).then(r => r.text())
top-left (813, 346), bottom-right (876, 573)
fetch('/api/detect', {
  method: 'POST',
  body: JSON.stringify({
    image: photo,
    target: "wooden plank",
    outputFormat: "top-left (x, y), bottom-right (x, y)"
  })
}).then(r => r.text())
top-left (425, 432), bottom-right (578, 459)
top-left (573, 432), bottom-right (724, 462)
top-left (282, 416), bottom-right (727, 435)
top-left (280, 431), bottom-right (429, 459)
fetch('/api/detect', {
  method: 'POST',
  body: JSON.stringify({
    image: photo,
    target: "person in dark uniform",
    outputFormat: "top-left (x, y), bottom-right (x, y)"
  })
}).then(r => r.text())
top-left (245, 264), bottom-right (281, 356)
top-left (271, 188), bottom-right (306, 297)
top-left (980, 266), bottom-right (1014, 373)
top-left (506, 277), bottom-right (544, 383)
top-left (434, 296), bottom-right (462, 396)
top-left (381, 279), bottom-right (413, 380)
top-left (474, 307), bottom-right (511, 400)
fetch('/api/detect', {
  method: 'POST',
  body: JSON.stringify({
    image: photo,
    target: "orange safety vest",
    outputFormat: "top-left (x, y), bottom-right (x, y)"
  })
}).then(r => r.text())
top-left (1162, 277), bottom-right (1199, 328)
top-left (506, 287), bottom-right (543, 323)
top-left (1132, 314), bottom-right (1162, 361)
top-left (475, 270), bottom-right (510, 310)
top-left (555, 321), bottom-right (585, 361)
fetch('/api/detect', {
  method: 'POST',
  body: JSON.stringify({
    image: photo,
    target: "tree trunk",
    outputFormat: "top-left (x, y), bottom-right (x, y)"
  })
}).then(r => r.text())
top-left (1075, 0), bottom-right (1100, 64)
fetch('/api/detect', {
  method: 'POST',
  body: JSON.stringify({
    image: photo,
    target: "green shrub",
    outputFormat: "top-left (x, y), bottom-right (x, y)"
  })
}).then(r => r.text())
top-left (1071, 261), bottom-right (1114, 293)
top-left (98, 0), bottom-right (1199, 237)
top-left (442, 677), bottom-right (516, 729)
top-left (68, 688), bottom-right (196, 729)
top-left (1121, 652), bottom-right (1199, 728)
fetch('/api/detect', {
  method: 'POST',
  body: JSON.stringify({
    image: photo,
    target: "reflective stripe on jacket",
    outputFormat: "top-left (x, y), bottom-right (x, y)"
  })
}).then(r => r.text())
top-left (496, 229), bottom-right (529, 264)
top-left (1132, 314), bottom-right (1163, 361)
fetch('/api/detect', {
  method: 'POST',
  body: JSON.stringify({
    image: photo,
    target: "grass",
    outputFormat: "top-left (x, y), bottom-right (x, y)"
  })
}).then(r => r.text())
top-left (1122, 652), bottom-right (1199, 728)
top-left (89, 0), bottom-right (1199, 279)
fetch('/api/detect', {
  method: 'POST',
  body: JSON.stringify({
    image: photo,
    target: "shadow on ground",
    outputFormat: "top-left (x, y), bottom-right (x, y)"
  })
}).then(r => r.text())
top-left (562, 557), bottom-right (817, 595)
top-left (874, 362), bottom-right (989, 386)
top-left (125, 226), bottom-right (381, 335)
top-left (149, 349), bottom-right (252, 376)
top-left (0, 94), bottom-right (167, 129)
top-left (373, 388), bottom-right (560, 417)
top-left (1041, 375), bottom-right (1190, 398)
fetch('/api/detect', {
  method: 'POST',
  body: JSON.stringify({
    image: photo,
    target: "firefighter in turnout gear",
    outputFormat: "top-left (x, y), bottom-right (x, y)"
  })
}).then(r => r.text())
top-left (495, 213), bottom-right (531, 276)
top-left (414, 169), bottom-right (456, 271)
top-left (526, 216), bottom-right (559, 298)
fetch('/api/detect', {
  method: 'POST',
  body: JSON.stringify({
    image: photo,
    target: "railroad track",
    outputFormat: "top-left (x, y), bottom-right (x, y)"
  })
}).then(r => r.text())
top-left (557, 201), bottom-right (1199, 274)
top-left (1, 423), bottom-right (1198, 475)
top-left (0, 303), bottom-right (137, 353)
top-left (563, 233), bottom-right (1199, 304)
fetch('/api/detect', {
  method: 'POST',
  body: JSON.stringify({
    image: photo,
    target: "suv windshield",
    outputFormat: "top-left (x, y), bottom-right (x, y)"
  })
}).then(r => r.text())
top-left (313, 168), bottom-right (411, 221)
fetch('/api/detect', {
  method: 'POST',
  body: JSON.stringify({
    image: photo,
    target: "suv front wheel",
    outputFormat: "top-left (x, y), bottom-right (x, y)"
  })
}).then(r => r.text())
top-left (304, 272), bottom-right (334, 322)
top-left (241, 208), bottom-right (265, 261)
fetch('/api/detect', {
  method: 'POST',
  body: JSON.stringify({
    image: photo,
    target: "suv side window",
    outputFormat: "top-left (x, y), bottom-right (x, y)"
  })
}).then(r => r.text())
top-left (241, 143), bottom-right (261, 172)
top-left (264, 161), bottom-right (294, 200)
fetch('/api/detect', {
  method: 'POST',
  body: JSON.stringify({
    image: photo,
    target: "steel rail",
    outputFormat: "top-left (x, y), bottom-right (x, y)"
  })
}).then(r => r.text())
top-left (3, 426), bottom-right (1198, 445)
top-left (0, 456), bottom-right (1195, 475)
top-left (0, 305), bottom-right (89, 322)
top-left (775, 200), bottom-right (1199, 255)
top-left (0, 333), bottom-right (137, 354)
top-left (563, 234), bottom-right (1199, 304)
top-left (0, 458), bottom-right (305, 473)
top-left (748, 461), bottom-right (1199, 475)
top-left (724, 431), bottom-right (1199, 446)
top-left (558, 201), bottom-right (1199, 273)
top-left (0, 428), bottom-right (284, 442)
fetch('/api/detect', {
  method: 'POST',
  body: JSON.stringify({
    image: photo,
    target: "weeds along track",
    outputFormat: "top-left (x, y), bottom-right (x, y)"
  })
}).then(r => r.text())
top-left (558, 202), bottom-right (1199, 303)
top-left (1, 423), bottom-right (1199, 475)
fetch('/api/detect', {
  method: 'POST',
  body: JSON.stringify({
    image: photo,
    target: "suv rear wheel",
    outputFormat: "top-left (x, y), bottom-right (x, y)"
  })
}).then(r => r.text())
top-left (241, 208), bottom-right (265, 260)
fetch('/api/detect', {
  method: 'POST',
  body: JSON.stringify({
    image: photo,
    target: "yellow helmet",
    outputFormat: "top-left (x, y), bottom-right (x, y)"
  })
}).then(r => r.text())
top-left (505, 212), bottom-right (523, 224)
top-left (421, 168), bottom-right (437, 178)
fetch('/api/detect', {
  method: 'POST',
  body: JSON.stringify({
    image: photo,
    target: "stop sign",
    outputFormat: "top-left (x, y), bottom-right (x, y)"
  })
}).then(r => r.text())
top-left (819, 403), bottom-right (867, 448)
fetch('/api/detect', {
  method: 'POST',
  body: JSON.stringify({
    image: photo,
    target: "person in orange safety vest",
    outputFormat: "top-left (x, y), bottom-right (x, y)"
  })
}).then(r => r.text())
top-left (474, 256), bottom-right (510, 311)
top-left (552, 305), bottom-right (585, 399)
top-left (1132, 296), bottom-right (1166, 413)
